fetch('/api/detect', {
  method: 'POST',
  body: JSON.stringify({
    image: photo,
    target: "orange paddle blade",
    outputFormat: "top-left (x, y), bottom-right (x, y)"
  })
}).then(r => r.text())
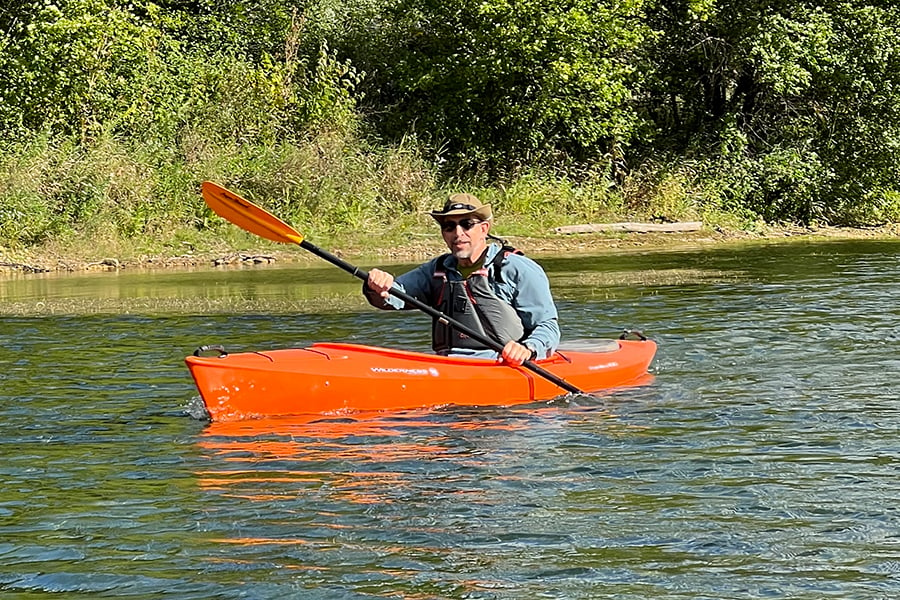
top-left (200, 181), bottom-right (304, 245)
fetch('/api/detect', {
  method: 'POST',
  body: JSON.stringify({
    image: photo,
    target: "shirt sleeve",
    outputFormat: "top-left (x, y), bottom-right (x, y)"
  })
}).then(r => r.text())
top-left (504, 255), bottom-right (560, 358)
top-left (362, 259), bottom-right (437, 310)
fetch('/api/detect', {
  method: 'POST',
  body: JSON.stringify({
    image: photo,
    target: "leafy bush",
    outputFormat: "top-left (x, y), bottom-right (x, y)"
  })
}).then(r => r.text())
top-left (0, 0), bottom-right (361, 145)
top-left (0, 0), bottom-right (164, 140)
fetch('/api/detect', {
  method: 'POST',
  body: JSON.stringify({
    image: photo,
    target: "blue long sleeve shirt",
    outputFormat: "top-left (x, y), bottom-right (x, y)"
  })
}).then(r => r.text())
top-left (364, 243), bottom-right (560, 358)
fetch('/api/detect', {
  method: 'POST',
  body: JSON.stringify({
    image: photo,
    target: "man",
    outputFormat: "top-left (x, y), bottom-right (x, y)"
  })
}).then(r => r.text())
top-left (364, 193), bottom-right (560, 365)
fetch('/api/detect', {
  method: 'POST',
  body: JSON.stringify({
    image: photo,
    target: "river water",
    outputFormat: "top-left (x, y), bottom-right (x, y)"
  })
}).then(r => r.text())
top-left (1, 239), bottom-right (898, 599)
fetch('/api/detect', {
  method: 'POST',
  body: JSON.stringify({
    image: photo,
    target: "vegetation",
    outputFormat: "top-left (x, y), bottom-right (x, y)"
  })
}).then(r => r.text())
top-left (1, 0), bottom-right (899, 257)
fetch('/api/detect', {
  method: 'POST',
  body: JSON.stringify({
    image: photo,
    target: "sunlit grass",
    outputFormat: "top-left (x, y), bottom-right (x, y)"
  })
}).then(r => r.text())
top-left (0, 127), bottom-right (743, 265)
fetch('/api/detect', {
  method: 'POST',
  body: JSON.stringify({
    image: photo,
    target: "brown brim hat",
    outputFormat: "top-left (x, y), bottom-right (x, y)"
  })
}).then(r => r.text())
top-left (429, 193), bottom-right (493, 222)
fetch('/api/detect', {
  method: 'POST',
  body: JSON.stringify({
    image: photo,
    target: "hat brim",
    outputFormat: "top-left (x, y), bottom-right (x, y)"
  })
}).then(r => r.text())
top-left (429, 205), bottom-right (493, 222)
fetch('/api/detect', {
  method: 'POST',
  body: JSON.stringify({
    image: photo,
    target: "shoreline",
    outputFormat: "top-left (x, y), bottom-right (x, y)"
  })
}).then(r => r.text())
top-left (2, 223), bottom-right (898, 276)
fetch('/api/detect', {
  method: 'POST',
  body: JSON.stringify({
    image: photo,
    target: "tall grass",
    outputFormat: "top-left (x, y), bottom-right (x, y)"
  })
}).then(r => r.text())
top-left (1, 126), bottom-right (741, 261)
top-left (0, 127), bottom-right (445, 257)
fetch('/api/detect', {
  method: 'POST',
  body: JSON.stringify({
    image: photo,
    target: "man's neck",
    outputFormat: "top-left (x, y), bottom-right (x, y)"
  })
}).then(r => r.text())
top-left (457, 252), bottom-right (486, 279)
top-left (457, 244), bottom-right (488, 268)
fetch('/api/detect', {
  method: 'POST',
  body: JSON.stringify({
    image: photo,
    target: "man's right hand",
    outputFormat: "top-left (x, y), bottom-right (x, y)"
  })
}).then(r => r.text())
top-left (366, 268), bottom-right (395, 298)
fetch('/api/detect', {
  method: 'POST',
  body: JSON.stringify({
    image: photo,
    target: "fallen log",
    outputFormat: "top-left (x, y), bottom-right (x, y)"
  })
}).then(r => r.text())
top-left (555, 221), bottom-right (703, 234)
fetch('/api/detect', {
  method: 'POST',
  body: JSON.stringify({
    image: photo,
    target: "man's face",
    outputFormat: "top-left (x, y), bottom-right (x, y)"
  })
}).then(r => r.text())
top-left (439, 217), bottom-right (490, 264)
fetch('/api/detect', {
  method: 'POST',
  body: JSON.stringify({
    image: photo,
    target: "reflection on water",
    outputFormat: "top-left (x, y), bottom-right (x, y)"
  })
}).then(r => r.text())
top-left (0, 263), bottom-right (366, 315)
top-left (1, 239), bottom-right (899, 598)
top-left (196, 407), bottom-right (595, 507)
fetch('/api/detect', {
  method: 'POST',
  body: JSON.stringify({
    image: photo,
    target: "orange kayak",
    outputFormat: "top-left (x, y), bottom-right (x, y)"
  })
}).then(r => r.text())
top-left (185, 339), bottom-right (657, 421)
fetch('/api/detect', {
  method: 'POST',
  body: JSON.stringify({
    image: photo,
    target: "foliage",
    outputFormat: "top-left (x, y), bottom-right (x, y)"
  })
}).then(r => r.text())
top-left (1, 0), bottom-right (162, 140)
top-left (0, 0), bottom-right (365, 246)
top-left (0, 0), bottom-right (360, 144)
top-left (2, 0), bottom-right (900, 252)
top-left (639, 0), bottom-right (900, 225)
top-left (0, 127), bottom-right (436, 248)
top-left (331, 0), bottom-right (650, 175)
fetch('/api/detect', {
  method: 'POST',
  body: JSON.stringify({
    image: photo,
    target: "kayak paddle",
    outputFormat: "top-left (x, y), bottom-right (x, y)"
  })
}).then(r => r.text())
top-left (200, 181), bottom-right (585, 395)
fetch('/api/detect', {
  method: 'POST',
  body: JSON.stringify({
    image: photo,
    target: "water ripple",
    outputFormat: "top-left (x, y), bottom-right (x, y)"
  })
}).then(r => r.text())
top-left (2, 240), bottom-right (900, 598)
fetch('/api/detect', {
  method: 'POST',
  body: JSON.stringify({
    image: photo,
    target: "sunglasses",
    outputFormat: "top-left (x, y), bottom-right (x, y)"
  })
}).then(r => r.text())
top-left (440, 218), bottom-right (483, 233)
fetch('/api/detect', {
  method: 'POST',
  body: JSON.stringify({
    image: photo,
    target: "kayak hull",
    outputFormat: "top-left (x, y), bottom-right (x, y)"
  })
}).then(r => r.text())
top-left (185, 339), bottom-right (657, 421)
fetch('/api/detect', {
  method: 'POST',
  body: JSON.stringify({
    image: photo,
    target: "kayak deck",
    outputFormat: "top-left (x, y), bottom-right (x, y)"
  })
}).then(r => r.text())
top-left (186, 339), bottom-right (657, 421)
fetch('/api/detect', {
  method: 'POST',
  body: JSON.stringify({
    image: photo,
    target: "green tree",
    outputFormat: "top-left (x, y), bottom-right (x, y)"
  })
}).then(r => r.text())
top-left (332, 0), bottom-right (651, 176)
top-left (640, 0), bottom-right (900, 224)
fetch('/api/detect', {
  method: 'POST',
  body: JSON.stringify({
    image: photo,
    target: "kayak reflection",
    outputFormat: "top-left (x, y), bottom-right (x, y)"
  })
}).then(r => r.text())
top-left (196, 407), bottom-right (581, 505)
top-left (193, 403), bottom-right (645, 555)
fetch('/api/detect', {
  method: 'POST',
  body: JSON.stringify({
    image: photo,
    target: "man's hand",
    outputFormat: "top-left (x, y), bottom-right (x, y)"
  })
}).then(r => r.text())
top-left (501, 340), bottom-right (535, 366)
top-left (366, 268), bottom-right (395, 298)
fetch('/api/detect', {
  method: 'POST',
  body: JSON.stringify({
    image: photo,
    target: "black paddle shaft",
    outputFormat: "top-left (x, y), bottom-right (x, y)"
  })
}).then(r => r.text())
top-left (299, 239), bottom-right (584, 395)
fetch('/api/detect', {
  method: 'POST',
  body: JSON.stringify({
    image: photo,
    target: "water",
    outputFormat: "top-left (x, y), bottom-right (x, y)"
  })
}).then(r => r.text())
top-left (1, 239), bottom-right (899, 598)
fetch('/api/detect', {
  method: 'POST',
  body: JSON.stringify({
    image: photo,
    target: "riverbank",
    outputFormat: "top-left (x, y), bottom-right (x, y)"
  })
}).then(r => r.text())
top-left (2, 222), bottom-right (899, 276)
